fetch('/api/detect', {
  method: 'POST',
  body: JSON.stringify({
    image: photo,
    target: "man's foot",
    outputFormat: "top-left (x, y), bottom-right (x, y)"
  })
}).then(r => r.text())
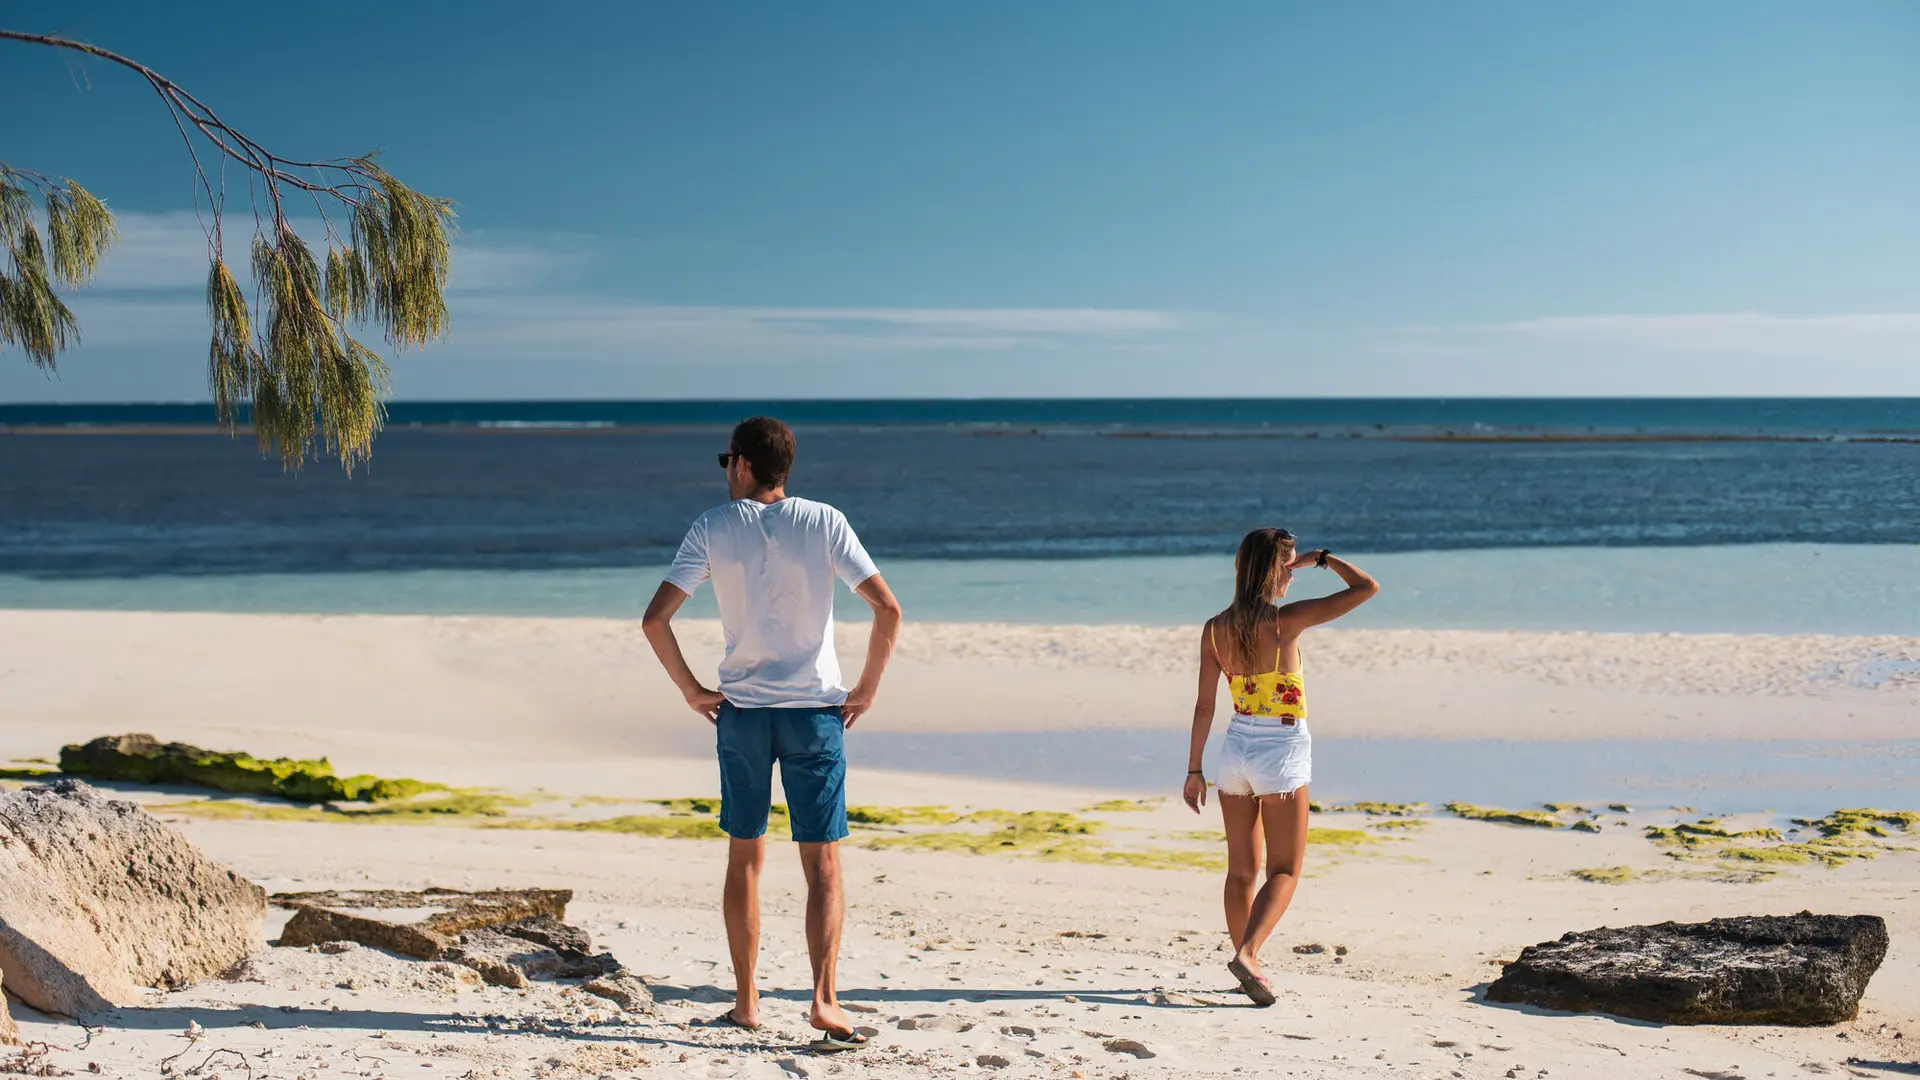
top-left (712, 1005), bottom-right (760, 1030)
top-left (808, 1029), bottom-right (869, 1053)
top-left (1227, 954), bottom-right (1276, 1007)
top-left (808, 1001), bottom-right (856, 1037)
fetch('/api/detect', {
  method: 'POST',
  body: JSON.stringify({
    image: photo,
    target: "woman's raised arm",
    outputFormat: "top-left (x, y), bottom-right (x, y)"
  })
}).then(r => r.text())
top-left (1278, 552), bottom-right (1379, 630)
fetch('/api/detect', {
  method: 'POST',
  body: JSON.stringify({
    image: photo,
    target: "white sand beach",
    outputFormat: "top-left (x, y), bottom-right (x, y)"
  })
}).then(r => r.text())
top-left (3, 612), bottom-right (1916, 766)
top-left (2, 609), bottom-right (1917, 1078)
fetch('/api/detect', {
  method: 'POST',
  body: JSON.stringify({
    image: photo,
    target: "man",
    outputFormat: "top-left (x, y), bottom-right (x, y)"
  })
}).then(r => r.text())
top-left (642, 416), bottom-right (902, 1049)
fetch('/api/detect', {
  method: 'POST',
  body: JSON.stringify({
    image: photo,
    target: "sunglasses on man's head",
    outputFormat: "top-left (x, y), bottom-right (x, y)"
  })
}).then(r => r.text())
top-left (717, 452), bottom-right (738, 468)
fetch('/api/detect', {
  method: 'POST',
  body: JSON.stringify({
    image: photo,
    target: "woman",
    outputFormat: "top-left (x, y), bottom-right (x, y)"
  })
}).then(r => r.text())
top-left (1183, 527), bottom-right (1378, 1007)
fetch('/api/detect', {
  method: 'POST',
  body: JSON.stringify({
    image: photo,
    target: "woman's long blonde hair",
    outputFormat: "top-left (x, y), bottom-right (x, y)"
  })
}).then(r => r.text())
top-left (1224, 527), bottom-right (1294, 670)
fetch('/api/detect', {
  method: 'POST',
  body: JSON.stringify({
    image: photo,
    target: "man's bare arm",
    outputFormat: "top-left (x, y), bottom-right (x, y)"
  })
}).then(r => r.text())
top-left (641, 581), bottom-right (726, 722)
top-left (841, 574), bottom-right (902, 729)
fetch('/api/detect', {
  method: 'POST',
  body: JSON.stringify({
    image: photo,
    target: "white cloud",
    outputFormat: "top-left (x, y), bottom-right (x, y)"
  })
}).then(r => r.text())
top-left (1366, 311), bottom-right (1920, 395)
top-left (86, 212), bottom-right (216, 290)
top-left (57, 211), bottom-right (1181, 360)
top-left (48, 292), bottom-right (1187, 366)
top-left (77, 211), bottom-right (576, 294)
top-left (441, 299), bottom-right (1185, 359)
top-left (1416, 311), bottom-right (1920, 358)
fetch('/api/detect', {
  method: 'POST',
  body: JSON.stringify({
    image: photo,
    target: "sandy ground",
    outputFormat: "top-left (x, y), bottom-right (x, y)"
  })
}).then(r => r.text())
top-left (1, 609), bottom-right (1917, 1078)
top-left (1, 613), bottom-right (1915, 779)
top-left (3, 794), bottom-right (1916, 1080)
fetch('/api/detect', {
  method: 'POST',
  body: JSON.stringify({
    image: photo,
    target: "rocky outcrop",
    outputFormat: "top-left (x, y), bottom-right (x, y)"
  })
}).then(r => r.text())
top-left (582, 972), bottom-right (656, 1013)
top-left (0, 968), bottom-right (18, 1045)
top-left (60, 733), bottom-right (433, 803)
top-left (442, 928), bottom-right (620, 988)
top-left (1486, 914), bottom-right (1888, 1025)
top-left (273, 888), bottom-right (572, 959)
top-left (269, 889), bottom-right (627, 990)
top-left (495, 915), bottom-right (592, 955)
top-left (0, 780), bottom-right (266, 1016)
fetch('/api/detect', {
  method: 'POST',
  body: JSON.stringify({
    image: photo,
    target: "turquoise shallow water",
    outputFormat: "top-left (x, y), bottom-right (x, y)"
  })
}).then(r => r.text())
top-left (7, 543), bottom-right (1913, 815)
top-left (2, 543), bottom-right (1915, 634)
top-left (853, 733), bottom-right (1920, 818)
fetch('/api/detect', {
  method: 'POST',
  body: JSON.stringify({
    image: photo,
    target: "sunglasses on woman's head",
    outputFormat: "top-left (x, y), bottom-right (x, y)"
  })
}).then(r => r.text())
top-left (1269, 528), bottom-right (1294, 542)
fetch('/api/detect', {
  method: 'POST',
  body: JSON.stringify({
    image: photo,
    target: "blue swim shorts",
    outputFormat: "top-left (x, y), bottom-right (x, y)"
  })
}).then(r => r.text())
top-left (715, 702), bottom-right (849, 843)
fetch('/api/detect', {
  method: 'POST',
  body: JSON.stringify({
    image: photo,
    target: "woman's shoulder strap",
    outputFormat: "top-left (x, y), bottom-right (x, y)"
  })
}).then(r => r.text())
top-left (1206, 617), bottom-right (1228, 674)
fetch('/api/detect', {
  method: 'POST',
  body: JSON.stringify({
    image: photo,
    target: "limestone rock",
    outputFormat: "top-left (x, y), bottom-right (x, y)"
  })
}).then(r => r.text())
top-left (273, 888), bottom-right (571, 959)
top-left (441, 929), bottom-right (619, 988)
top-left (896, 1014), bottom-right (973, 1032)
top-left (0, 780), bottom-right (265, 1016)
top-left (0, 968), bottom-right (17, 1046)
top-left (582, 972), bottom-right (657, 1014)
top-left (1485, 914), bottom-right (1887, 1025)
top-left (59, 733), bottom-right (429, 803)
top-left (498, 914), bottom-right (592, 955)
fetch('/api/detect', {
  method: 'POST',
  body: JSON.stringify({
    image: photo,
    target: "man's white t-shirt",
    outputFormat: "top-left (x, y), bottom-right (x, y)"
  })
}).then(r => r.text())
top-left (663, 496), bottom-right (880, 709)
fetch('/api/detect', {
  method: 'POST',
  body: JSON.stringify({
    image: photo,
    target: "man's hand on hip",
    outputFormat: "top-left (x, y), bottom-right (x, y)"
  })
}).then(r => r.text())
top-left (841, 684), bottom-right (878, 729)
top-left (684, 685), bottom-right (726, 723)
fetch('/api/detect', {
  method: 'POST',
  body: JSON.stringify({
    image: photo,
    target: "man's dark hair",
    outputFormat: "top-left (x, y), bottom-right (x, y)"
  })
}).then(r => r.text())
top-left (730, 416), bottom-right (796, 488)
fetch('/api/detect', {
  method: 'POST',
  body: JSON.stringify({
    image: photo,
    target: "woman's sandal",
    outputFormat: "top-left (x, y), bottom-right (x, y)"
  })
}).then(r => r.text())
top-left (808, 1029), bottom-right (870, 1053)
top-left (1227, 957), bottom-right (1277, 1007)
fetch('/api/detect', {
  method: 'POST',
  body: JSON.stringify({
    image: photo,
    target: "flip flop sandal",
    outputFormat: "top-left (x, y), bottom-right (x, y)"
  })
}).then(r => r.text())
top-left (808, 1029), bottom-right (870, 1053)
top-left (1226, 958), bottom-right (1277, 1007)
top-left (710, 1010), bottom-right (759, 1030)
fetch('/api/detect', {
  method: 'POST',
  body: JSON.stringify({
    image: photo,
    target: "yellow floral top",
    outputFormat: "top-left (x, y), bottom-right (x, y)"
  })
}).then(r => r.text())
top-left (1210, 623), bottom-right (1307, 720)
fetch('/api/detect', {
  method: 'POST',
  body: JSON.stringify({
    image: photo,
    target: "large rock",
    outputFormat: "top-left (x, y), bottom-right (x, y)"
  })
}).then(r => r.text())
top-left (60, 733), bottom-right (430, 803)
top-left (1486, 914), bottom-right (1888, 1025)
top-left (441, 929), bottom-right (620, 988)
top-left (582, 972), bottom-right (657, 1014)
top-left (273, 888), bottom-right (572, 959)
top-left (0, 780), bottom-right (266, 1016)
top-left (496, 914), bottom-right (592, 955)
top-left (0, 968), bottom-right (18, 1046)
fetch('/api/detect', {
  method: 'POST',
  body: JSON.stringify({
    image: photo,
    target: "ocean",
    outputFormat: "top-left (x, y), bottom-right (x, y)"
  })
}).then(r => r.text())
top-left (3, 398), bottom-right (1918, 579)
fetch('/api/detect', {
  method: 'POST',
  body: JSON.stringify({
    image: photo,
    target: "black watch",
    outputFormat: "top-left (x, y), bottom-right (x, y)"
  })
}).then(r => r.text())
top-left (1315, 549), bottom-right (1331, 568)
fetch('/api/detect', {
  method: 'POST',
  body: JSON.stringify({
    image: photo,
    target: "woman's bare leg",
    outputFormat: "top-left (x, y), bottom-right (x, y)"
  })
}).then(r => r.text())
top-left (1232, 785), bottom-right (1310, 980)
top-left (1218, 793), bottom-right (1264, 949)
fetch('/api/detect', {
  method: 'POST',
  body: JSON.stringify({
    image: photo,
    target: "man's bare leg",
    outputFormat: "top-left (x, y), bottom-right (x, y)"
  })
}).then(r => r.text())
top-left (723, 836), bottom-right (767, 1027)
top-left (1231, 786), bottom-right (1310, 983)
top-left (798, 840), bottom-right (853, 1034)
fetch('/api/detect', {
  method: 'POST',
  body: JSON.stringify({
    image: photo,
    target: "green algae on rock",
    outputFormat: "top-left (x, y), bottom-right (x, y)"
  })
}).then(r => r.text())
top-left (1641, 811), bottom-right (1909, 869)
top-left (530, 815), bottom-right (729, 840)
top-left (1306, 828), bottom-right (1378, 847)
top-left (60, 734), bottom-right (439, 804)
top-left (1645, 821), bottom-right (1786, 847)
top-left (160, 789), bottom-right (524, 823)
top-left (1791, 808), bottom-right (1920, 838)
top-left (1570, 865), bottom-right (1636, 884)
top-left (1081, 799), bottom-right (1165, 813)
top-left (1444, 802), bottom-right (1562, 829)
top-left (1320, 801), bottom-right (1428, 817)
top-left (651, 797), bottom-right (723, 816)
top-left (848, 805), bottom-right (964, 826)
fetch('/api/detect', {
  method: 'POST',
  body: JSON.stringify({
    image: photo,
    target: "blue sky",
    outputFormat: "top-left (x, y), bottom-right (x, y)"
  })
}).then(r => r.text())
top-left (4, 1), bottom-right (1919, 399)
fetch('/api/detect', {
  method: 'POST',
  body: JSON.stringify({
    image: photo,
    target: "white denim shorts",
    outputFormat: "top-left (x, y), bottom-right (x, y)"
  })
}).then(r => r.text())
top-left (1216, 716), bottom-right (1312, 798)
